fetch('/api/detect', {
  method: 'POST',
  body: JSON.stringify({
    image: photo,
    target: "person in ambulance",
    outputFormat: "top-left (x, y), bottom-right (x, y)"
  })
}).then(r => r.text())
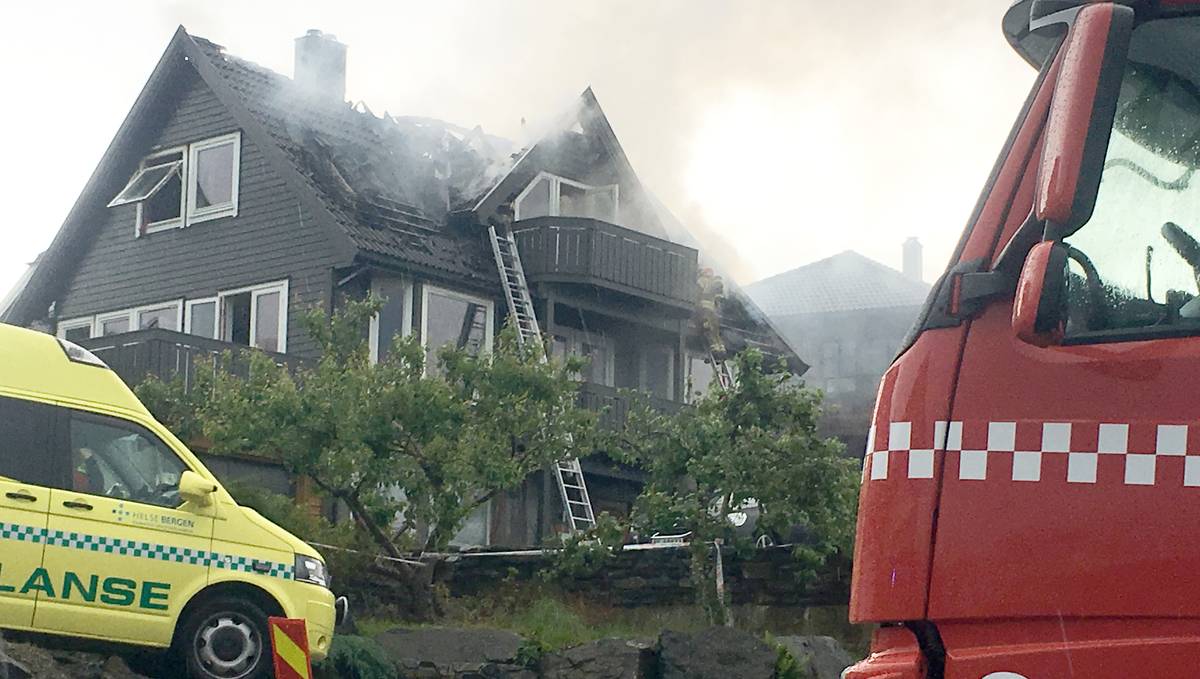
top-left (0, 322), bottom-right (347, 679)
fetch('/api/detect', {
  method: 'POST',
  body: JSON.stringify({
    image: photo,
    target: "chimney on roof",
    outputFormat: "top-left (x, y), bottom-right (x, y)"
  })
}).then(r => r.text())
top-left (902, 237), bottom-right (923, 282)
top-left (294, 29), bottom-right (347, 101)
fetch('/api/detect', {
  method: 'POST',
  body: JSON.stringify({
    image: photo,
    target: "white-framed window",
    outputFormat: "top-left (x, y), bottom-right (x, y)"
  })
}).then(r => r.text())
top-left (420, 284), bottom-right (494, 373)
top-left (218, 279), bottom-right (288, 353)
top-left (108, 146), bottom-right (186, 236)
top-left (109, 133), bottom-right (240, 234)
top-left (513, 171), bottom-right (619, 222)
top-left (134, 300), bottom-right (183, 331)
top-left (369, 276), bottom-right (413, 364)
top-left (639, 344), bottom-right (676, 401)
top-left (449, 500), bottom-right (492, 547)
top-left (95, 310), bottom-right (133, 338)
top-left (187, 132), bottom-right (241, 224)
top-left (685, 353), bottom-right (717, 403)
top-left (550, 328), bottom-right (614, 387)
top-left (56, 317), bottom-right (95, 343)
top-left (184, 297), bottom-right (219, 339)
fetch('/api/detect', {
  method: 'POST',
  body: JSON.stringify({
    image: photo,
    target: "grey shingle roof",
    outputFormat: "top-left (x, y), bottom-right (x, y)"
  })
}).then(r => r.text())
top-left (193, 35), bottom-right (508, 286)
top-left (745, 251), bottom-right (931, 317)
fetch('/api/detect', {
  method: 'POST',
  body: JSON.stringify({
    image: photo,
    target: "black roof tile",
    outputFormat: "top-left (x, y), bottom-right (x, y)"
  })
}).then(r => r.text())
top-left (192, 36), bottom-right (506, 286)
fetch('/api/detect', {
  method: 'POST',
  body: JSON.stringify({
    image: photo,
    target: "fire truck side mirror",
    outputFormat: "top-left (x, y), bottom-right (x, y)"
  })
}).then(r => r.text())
top-left (1013, 241), bottom-right (1068, 347)
top-left (1035, 3), bottom-right (1133, 236)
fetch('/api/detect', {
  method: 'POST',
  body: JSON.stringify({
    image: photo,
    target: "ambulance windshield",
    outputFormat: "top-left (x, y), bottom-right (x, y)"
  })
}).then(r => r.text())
top-left (71, 416), bottom-right (187, 508)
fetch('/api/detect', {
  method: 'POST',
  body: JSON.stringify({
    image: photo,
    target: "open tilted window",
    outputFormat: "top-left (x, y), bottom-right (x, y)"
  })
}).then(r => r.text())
top-left (109, 149), bottom-right (185, 235)
top-left (109, 132), bottom-right (240, 236)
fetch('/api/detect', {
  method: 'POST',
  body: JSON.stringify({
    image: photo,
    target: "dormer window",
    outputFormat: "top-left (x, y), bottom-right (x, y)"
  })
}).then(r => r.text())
top-left (109, 132), bottom-right (240, 236)
top-left (514, 172), bottom-right (618, 222)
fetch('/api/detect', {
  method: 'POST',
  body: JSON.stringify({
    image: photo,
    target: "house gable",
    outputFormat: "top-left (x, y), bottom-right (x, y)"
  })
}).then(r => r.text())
top-left (470, 89), bottom-right (670, 241)
top-left (56, 66), bottom-right (342, 357)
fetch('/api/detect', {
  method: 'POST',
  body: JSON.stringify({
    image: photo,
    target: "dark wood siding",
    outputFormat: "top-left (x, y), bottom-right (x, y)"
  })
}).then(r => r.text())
top-left (57, 68), bottom-right (340, 358)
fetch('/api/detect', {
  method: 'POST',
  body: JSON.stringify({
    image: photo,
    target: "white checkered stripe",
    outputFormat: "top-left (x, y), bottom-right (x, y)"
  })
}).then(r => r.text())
top-left (863, 421), bottom-right (1200, 487)
top-left (0, 521), bottom-right (293, 580)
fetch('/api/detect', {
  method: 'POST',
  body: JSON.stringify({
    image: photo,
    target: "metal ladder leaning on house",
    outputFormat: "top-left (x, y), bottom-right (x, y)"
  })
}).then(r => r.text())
top-left (710, 352), bottom-right (734, 390)
top-left (487, 223), bottom-right (598, 533)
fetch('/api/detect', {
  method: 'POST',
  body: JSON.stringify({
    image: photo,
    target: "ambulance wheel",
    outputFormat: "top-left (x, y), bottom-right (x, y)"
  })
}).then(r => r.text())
top-left (181, 596), bottom-right (273, 679)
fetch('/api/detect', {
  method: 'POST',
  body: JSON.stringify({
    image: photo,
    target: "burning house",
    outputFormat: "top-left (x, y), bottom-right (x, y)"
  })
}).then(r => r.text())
top-left (1, 27), bottom-right (800, 547)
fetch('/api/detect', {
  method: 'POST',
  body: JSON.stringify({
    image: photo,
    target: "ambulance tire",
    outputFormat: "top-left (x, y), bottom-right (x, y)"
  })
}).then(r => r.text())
top-left (180, 596), bottom-right (274, 679)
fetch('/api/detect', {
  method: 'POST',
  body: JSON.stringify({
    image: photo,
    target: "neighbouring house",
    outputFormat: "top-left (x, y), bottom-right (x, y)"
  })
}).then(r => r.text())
top-left (0, 27), bottom-right (799, 548)
top-left (745, 243), bottom-right (931, 457)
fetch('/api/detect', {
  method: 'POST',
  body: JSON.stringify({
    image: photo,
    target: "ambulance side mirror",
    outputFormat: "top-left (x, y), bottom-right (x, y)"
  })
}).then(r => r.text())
top-left (179, 471), bottom-right (218, 507)
top-left (1035, 3), bottom-right (1133, 235)
top-left (1013, 241), bottom-right (1068, 346)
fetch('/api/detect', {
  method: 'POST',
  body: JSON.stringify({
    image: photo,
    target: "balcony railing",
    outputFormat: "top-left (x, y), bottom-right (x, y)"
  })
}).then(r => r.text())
top-left (578, 382), bottom-right (682, 429)
top-left (79, 330), bottom-right (678, 430)
top-left (80, 328), bottom-right (302, 391)
top-left (513, 217), bottom-right (698, 309)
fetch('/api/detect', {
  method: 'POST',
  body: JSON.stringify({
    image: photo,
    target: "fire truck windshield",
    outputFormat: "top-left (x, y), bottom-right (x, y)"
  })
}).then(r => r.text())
top-left (1059, 16), bottom-right (1200, 338)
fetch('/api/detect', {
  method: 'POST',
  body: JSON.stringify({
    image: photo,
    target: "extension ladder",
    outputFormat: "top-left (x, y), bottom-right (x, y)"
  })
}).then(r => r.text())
top-left (488, 224), bottom-right (597, 533)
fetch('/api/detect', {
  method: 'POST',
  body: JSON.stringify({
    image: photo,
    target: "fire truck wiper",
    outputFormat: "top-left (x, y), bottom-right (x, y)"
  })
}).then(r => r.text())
top-left (1105, 158), bottom-right (1195, 191)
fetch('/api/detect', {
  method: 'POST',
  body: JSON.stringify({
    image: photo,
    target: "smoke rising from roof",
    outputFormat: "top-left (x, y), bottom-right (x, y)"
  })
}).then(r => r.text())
top-left (0, 0), bottom-right (1034, 297)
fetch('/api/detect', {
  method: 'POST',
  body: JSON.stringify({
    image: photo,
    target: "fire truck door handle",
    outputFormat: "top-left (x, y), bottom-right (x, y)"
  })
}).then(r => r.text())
top-left (5, 491), bottom-right (37, 502)
top-left (62, 500), bottom-right (94, 511)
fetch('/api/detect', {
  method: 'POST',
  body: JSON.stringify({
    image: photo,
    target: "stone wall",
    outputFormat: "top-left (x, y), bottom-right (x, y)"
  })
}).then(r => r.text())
top-left (437, 545), bottom-right (850, 608)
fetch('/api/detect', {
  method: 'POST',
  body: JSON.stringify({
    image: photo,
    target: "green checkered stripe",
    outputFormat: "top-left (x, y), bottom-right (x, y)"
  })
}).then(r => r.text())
top-left (0, 521), bottom-right (293, 581)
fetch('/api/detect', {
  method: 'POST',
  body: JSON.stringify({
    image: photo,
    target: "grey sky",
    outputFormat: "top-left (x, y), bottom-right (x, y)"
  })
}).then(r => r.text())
top-left (0, 1), bottom-right (1035, 301)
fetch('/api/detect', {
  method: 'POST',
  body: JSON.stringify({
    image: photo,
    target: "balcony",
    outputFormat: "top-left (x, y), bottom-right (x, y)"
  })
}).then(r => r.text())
top-left (79, 328), bottom-right (301, 391)
top-left (79, 331), bottom-right (679, 431)
top-left (578, 382), bottom-right (682, 430)
top-left (513, 217), bottom-right (698, 310)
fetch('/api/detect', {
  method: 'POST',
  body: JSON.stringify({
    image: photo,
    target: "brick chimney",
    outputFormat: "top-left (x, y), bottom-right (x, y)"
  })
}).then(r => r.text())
top-left (294, 30), bottom-right (347, 101)
top-left (902, 237), bottom-right (923, 282)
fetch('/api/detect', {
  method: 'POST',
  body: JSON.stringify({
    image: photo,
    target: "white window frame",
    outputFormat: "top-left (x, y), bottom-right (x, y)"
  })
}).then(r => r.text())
top-left (685, 352), bottom-right (716, 404)
top-left (553, 327), bottom-right (615, 386)
top-left (217, 279), bottom-right (289, 353)
top-left (420, 284), bottom-right (495, 366)
top-left (369, 278), bottom-right (414, 364)
top-left (186, 132), bottom-right (241, 225)
top-left (95, 309), bottom-right (136, 337)
top-left (184, 297), bottom-right (219, 339)
top-left (134, 146), bottom-right (188, 237)
top-left (513, 171), bottom-right (619, 222)
top-left (57, 317), bottom-right (95, 340)
top-left (133, 300), bottom-right (184, 331)
top-left (449, 499), bottom-right (492, 548)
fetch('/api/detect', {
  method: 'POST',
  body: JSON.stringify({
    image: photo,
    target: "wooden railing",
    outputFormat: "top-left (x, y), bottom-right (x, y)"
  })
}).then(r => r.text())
top-left (80, 329), bottom-right (302, 391)
top-left (513, 217), bottom-right (699, 308)
top-left (578, 382), bottom-right (682, 429)
top-left (80, 330), bottom-right (679, 429)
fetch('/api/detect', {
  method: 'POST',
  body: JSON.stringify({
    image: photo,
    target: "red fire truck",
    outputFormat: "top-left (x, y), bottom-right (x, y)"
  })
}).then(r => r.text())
top-left (846, 1), bottom-right (1200, 677)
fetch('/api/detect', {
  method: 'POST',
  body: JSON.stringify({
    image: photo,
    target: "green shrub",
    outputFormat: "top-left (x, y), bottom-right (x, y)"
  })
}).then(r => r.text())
top-left (314, 635), bottom-right (396, 679)
top-left (770, 634), bottom-right (810, 679)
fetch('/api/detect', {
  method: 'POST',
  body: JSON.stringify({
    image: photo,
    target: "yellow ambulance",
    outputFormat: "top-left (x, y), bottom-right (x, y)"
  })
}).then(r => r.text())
top-left (0, 323), bottom-right (343, 678)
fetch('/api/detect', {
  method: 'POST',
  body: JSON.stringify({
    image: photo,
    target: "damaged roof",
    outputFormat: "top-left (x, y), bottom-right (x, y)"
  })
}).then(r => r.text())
top-left (190, 34), bottom-right (512, 286)
top-left (746, 251), bottom-right (931, 317)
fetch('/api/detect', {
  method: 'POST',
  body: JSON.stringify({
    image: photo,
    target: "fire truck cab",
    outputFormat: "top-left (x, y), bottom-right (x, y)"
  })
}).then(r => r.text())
top-left (848, 1), bottom-right (1200, 677)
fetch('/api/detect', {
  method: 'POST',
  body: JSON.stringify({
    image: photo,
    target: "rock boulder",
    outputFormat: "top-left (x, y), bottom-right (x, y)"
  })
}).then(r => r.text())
top-left (539, 638), bottom-right (656, 679)
top-left (774, 636), bottom-right (855, 679)
top-left (657, 627), bottom-right (776, 679)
